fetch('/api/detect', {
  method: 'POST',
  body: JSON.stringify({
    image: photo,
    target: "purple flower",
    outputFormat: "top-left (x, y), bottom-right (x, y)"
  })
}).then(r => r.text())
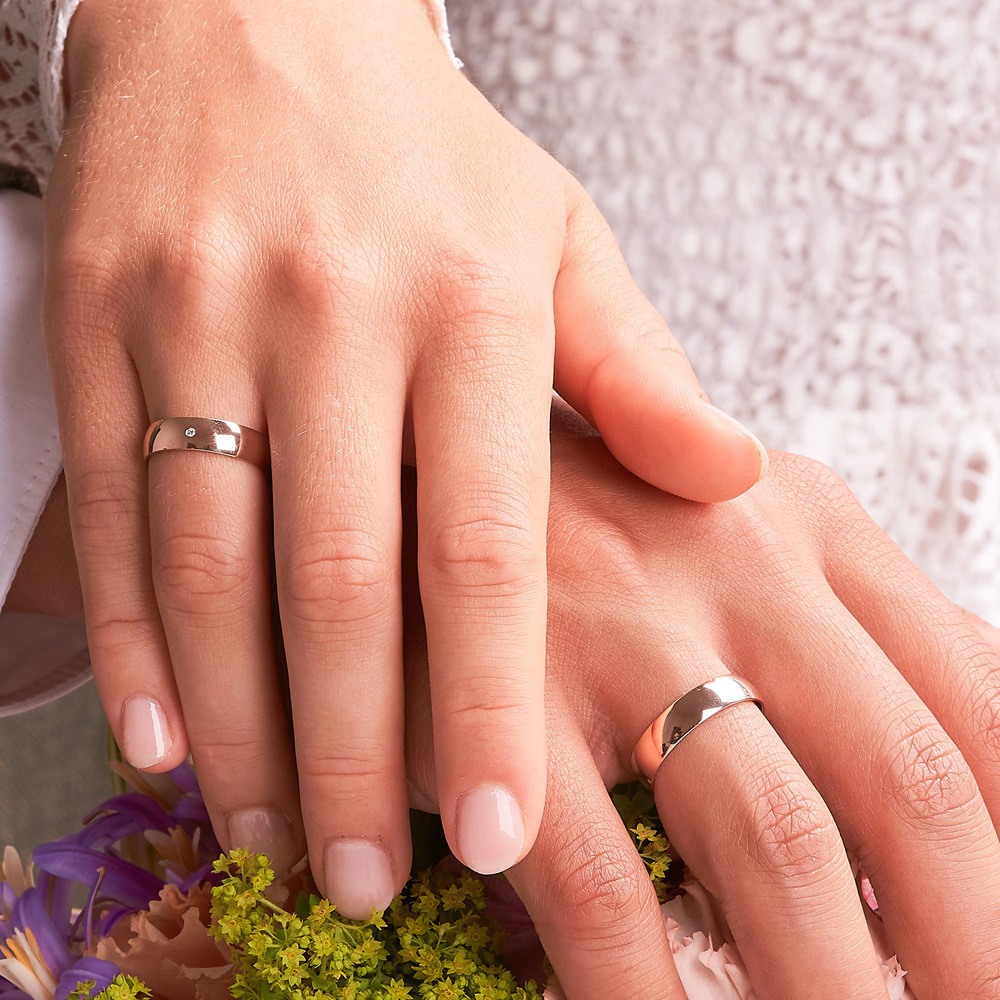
top-left (0, 880), bottom-right (117, 1000)
top-left (1, 762), bottom-right (219, 1000)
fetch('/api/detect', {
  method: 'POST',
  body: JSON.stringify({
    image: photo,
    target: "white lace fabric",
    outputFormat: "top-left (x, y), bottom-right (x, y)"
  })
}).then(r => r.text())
top-left (447, 0), bottom-right (1000, 623)
top-left (0, 0), bottom-right (459, 193)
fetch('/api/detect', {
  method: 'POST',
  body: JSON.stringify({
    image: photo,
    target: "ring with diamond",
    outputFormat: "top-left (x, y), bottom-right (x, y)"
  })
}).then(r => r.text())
top-left (143, 417), bottom-right (270, 468)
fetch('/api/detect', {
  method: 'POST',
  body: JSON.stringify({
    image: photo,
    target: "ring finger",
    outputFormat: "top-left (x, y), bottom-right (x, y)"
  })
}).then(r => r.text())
top-left (645, 666), bottom-right (891, 1000)
top-left (143, 380), bottom-right (304, 873)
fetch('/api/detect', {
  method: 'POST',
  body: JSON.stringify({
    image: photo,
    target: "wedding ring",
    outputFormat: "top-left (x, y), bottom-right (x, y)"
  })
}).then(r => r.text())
top-left (631, 675), bottom-right (764, 785)
top-left (144, 417), bottom-right (270, 468)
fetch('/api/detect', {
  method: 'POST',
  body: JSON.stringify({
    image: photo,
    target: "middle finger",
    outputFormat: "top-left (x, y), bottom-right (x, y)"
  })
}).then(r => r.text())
top-left (271, 341), bottom-right (411, 920)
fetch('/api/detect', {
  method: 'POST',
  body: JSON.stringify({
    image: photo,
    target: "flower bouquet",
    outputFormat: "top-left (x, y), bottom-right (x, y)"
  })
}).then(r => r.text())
top-left (0, 760), bottom-right (912, 1000)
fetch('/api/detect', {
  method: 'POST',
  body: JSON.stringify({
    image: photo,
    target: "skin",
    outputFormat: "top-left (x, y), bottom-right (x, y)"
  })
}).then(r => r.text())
top-left (43, 0), bottom-right (767, 913)
top-left (11, 417), bottom-right (1000, 999)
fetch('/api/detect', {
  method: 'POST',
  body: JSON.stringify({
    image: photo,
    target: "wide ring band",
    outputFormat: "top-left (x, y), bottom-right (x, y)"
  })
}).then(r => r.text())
top-left (631, 675), bottom-right (764, 784)
top-left (144, 417), bottom-right (270, 468)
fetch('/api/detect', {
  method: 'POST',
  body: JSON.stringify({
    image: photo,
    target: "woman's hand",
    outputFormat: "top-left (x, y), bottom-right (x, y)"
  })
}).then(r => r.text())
top-left (42, 0), bottom-right (765, 918)
top-left (402, 418), bottom-right (1000, 1000)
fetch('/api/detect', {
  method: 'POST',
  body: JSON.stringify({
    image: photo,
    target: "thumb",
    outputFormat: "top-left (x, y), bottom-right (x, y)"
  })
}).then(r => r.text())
top-left (553, 177), bottom-right (767, 502)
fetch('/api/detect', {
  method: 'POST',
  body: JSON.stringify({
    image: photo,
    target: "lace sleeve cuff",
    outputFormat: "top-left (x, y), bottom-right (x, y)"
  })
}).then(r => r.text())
top-left (0, 0), bottom-right (461, 194)
top-left (39, 0), bottom-right (464, 149)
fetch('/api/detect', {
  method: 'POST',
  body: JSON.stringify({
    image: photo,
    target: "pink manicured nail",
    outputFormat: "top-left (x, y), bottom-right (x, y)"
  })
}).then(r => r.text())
top-left (707, 405), bottom-right (769, 480)
top-left (456, 783), bottom-right (525, 875)
top-left (120, 695), bottom-right (171, 769)
top-left (228, 809), bottom-right (295, 869)
top-left (324, 840), bottom-right (395, 920)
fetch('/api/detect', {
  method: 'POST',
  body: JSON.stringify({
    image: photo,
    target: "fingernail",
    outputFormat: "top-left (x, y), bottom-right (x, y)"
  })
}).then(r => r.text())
top-left (324, 840), bottom-right (396, 920)
top-left (228, 808), bottom-right (295, 869)
top-left (455, 783), bottom-right (525, 875)
top-left (707, 405), bottom-right (769, 481)
top-left (120, 695), bottom-right (171, 769)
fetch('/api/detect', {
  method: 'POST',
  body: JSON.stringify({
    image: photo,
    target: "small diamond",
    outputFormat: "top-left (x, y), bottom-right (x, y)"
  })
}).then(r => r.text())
top-left (184, 427), bottom-right (196, 438)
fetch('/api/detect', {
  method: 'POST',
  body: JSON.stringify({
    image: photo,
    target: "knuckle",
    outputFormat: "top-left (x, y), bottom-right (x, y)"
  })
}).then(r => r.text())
top-left (283, 528), bottom-right (392, 626)
top-left (448, 691), bottom-right (536, 722)
top-left (270, 241), bottom-right (371, 321)
top-left (542, 834), bottom-right (653, 926)
top-left (189, 725), bottom-right (271, 774)
top-left (297, 740), bottom-right (393, 796)
top-left (880, 718), bottom-right (980, 826)
top-left (69, 470), bottom-right (145, 539)
top-left (420, 249), bottom-right (533, 330)
top-left (155, 529), bottom-right (251, 609)
top-left (426, 513), bottom-right (541, 593)
top-left (743, 774), bottom-right (843, 885)
top-left (87, 611), bottom-right (161, 658)
top-left (147, 216), bottom-right (246, 310)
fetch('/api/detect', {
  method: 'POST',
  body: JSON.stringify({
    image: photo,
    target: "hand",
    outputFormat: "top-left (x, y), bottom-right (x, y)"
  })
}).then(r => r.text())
top-left (11, 419), bottom-right (1000, 996)
top-left (401, 414), bottom-right (1000, 1000)
top-left (42, 0), bottom-right (766, 918)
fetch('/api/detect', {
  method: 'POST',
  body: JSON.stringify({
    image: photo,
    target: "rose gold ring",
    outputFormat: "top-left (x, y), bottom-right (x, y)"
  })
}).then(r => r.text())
top-left (631, 675), bottom-right (763, 785)
top-left (143, 417), bottom-right (270, 468)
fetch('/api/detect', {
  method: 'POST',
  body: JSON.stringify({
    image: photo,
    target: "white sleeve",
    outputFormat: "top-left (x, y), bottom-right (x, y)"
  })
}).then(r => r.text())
top-left (0, 186), bottom-right (91, 717)
top-left (1, 0), bottom-right (462, 194)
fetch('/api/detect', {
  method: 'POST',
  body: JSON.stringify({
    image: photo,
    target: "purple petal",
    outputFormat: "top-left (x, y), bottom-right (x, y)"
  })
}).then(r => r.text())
top-left (171, 797), bottom-right (212, 827)
top-left (32, 845), bottom-right (162, 910)
top-left (177, 864), bottom-right (216, 892)
top-left (94, 904), bottom-right (135, 941)
top-left (54, 958), bottom-right (119, 1000)
top-left (0, 986), bottom-right (34, 999)
top-left (35, 871), bottom-right (73, 933)
top-left (166, 762), bottom-right (200, 794)
top-left (11, 888), bottom-right (74, 976)
top-left (78, 795), bottom-right (175, 846)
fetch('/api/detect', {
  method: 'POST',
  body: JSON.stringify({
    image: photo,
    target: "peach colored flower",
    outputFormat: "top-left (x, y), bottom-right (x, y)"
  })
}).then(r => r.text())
top-left (548, 872), bottom-right (914, 1000)
top-left (95, 883), bottom-right (232, 1000)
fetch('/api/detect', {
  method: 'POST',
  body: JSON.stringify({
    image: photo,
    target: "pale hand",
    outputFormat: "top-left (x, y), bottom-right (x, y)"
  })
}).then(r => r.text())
top-left (42, 0), bottom-right (765, 918)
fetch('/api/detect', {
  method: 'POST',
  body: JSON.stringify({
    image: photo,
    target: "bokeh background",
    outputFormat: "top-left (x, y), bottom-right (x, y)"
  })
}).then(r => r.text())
top-left (0, 680), bottom-right (108, 856)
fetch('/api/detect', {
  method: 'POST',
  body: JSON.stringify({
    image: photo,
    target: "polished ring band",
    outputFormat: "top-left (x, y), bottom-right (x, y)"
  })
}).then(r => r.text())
top-left (631, 675), bottom-right (764, 784)
top-left (144, 417), bottom-right (270, 468)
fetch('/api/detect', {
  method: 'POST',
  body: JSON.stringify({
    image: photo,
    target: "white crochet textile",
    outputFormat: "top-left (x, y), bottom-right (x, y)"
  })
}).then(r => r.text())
top-left (0, 0), bottom-right (998, 634)
top-left (445, 0), bottom-right (1000, 623)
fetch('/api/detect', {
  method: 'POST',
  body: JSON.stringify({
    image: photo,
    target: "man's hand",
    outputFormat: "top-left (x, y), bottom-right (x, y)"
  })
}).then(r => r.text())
top-left (403, 427), bottom-right (1000, 1000)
